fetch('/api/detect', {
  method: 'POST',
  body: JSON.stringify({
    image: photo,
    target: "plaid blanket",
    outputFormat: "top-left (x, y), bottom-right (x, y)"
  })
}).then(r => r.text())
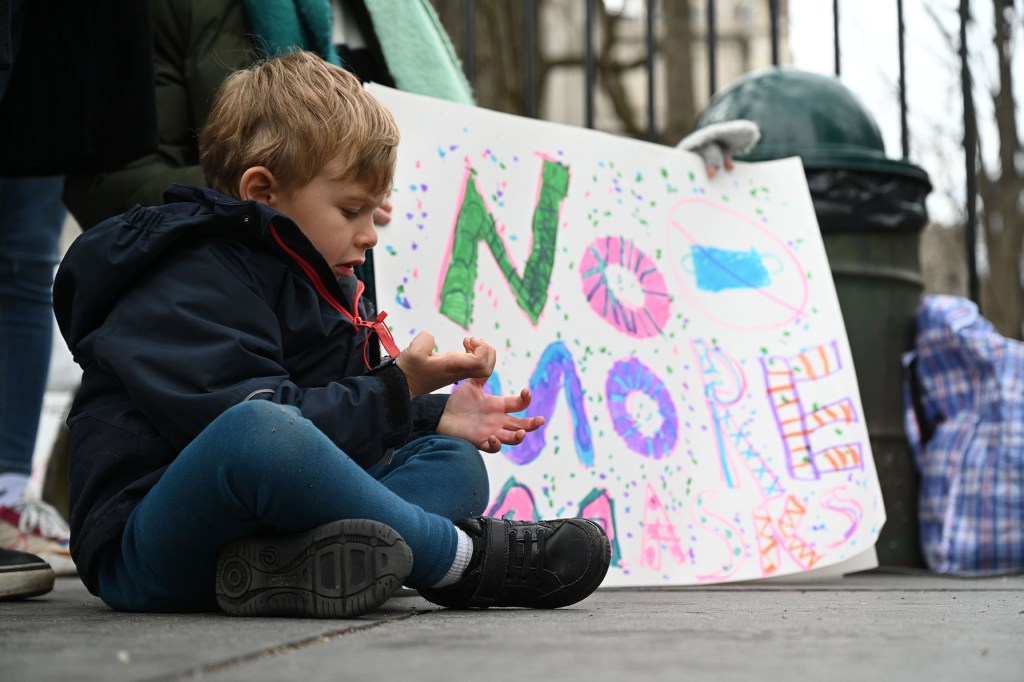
top-left (903, 295), bottom-right (1024, 575)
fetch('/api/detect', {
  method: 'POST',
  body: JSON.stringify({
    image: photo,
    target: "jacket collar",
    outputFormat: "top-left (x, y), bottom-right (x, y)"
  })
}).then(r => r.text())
top-left (164, 183), bottom-right (356, 313)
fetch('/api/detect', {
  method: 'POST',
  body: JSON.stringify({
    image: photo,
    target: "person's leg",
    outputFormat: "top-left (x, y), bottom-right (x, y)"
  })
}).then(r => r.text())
top-left (96, 400), bottom-right (460, 612)
top-left (0, 176), bottom-right (72, 574)
top-left (0, 176), bottom-right (65, 482)
top-left (367, 435), bottom-right (489, 522)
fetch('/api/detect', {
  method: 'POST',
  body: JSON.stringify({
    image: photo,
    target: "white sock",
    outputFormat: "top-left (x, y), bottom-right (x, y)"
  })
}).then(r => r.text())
top-left (430, 527), bottom-right (474, 588)
top-left (0, 473), bottom-right (29, 506)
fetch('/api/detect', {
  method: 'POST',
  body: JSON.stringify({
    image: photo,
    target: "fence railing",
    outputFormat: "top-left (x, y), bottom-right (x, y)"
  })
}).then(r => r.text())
top-left (440, 0), bottom-right (980, 303)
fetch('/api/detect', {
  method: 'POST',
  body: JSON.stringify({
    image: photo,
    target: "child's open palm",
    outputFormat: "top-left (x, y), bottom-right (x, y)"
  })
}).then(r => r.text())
top-left (437, 379), bottom-right (545, 453)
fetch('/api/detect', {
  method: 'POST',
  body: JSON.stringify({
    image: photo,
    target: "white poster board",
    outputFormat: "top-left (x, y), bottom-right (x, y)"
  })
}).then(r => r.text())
top-left (368, 85), bottom-right (884, 586)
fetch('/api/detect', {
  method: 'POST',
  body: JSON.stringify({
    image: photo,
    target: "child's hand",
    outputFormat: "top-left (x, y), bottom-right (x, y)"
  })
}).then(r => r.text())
top-left (437, 379), bottom-right (545, 453)
top-left (395, 333), bottom-right (496, 397)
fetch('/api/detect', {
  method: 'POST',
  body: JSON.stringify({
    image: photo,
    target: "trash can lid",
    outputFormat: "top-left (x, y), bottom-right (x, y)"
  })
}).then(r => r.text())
top-left (695, 67), bottom-right (930, 183)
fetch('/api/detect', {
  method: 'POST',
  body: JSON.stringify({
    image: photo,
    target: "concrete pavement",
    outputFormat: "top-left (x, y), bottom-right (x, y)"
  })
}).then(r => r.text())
top-left (11, 220), bottom-right (1021, 681)
top-left (3, 570), bottom-right (1022, 682)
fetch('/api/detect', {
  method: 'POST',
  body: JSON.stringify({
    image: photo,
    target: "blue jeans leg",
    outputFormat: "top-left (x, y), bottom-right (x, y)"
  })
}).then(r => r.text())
top-left (0, 176), bottom-right (65, 476)
top-left (367, 435), bottom-right (489, 521)
top-left (97, 401), bottom-right (464, 612)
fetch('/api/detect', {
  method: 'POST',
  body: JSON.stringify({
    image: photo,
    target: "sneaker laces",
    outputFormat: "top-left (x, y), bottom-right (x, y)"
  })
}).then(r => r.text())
top-left (510, 526), bottom-right (546, 582)
top-left (13, 499), bottom-right (71, 542)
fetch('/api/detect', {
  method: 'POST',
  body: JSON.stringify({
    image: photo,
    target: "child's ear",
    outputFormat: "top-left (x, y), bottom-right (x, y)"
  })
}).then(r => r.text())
top-left (238, 166), bottom-right (279, 206)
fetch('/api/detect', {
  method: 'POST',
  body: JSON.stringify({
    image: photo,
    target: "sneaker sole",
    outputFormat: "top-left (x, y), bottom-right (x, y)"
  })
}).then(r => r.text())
top-left (0, 563), bottom-right (55, 601)
top-left (215, 519), bottom-right (412, 619)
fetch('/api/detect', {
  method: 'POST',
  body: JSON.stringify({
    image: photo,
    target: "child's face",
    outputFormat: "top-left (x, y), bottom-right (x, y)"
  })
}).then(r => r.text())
top-left (271, 158), bottom-right (387, 280)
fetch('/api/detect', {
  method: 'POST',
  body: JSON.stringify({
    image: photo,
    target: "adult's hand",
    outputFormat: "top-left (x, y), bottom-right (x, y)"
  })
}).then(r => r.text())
top-left (373, 191), bottom-right (393, 225)
top-left (676, 119), bottom-right (761, 178)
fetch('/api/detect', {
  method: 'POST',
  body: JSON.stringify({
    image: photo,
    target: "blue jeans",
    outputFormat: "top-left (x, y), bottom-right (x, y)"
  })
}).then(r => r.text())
top-left (96, 400), bottom-right (489, 612)
top-left (0, 176), bottom-right (66, 477)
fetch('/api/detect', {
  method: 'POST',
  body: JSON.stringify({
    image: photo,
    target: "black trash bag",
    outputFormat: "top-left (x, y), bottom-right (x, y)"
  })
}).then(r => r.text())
top-left (806, 168), bottom-right (932, 233)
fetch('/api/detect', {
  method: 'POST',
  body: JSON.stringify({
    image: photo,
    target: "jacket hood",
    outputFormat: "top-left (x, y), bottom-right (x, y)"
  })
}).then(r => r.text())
top-left (53, 184), bottom-right (342, 360)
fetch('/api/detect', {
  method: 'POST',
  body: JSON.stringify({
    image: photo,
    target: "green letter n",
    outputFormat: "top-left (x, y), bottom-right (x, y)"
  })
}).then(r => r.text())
top-left (439, 159), bottom-right (570, 329)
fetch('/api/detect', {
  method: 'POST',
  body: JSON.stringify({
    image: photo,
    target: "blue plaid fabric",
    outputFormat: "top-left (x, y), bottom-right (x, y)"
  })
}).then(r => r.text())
top-left (903, 295), bottom-right (1024, 575)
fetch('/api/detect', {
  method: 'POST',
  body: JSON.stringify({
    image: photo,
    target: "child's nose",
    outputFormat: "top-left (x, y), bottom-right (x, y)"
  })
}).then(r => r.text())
top-left (357, 219), bottom-right (378, 249)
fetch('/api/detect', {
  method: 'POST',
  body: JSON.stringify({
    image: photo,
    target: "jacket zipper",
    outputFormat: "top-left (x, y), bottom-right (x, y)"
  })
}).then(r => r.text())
top-left (268, 222), bottom-right (401, 361)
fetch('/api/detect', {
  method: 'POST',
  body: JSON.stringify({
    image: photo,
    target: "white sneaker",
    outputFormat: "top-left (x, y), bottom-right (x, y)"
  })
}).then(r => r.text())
top-left (0, 499), bottom-right (76, 576)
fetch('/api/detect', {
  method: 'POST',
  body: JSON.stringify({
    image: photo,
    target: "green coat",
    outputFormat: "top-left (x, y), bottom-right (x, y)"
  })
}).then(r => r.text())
top-left (64, 0), bottom-right (473, 230)
top-left (63, 0), bottom-right (250, 228)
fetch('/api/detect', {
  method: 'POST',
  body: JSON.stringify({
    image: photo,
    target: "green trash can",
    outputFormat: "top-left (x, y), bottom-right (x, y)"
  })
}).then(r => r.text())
top-left (695, 68), bottom-right (932, 568)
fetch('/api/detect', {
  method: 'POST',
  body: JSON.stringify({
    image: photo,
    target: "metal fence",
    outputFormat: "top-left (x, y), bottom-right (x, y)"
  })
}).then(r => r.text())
top-left (443, 0), bottom-right (981, 303)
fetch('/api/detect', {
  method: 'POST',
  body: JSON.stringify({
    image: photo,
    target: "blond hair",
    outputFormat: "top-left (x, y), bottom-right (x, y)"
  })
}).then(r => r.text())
top-left (199, 51), bottom-right (399, 198)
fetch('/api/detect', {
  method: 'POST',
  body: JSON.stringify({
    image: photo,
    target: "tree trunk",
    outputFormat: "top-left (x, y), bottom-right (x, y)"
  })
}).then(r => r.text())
top-left (661, 0), bottom-right (697, 145)
top-left (978, 0), bottom-right (1023, 338)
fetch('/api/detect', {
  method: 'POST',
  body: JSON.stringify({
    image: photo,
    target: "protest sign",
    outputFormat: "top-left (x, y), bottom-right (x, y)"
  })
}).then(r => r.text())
top-left (369, 85), bottom-right (884, 585)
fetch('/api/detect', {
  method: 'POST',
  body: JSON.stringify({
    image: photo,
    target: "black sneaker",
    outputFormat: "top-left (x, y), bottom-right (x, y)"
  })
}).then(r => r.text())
top-left (216, 519), bottom-right (412, 618)
top-left (418, 516), bottom-right (610, 609)
top-left (0, 547), bottom-right (55, 601)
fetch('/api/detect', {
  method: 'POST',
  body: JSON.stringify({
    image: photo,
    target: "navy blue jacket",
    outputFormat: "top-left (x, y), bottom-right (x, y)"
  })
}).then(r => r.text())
top-left (53, 184), bottom-right (444, 594)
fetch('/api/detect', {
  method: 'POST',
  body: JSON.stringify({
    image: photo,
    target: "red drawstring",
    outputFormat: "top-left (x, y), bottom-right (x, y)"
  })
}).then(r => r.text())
top-left (365, 309), bottom-right (401, 358)
top-left (269, 223), bottom-right (401, 368)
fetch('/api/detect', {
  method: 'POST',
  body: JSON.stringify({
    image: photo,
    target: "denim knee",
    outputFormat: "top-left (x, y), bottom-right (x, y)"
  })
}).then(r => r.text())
top-left (219, 398), bottom-right (299, 425)
top-left (0, 176), bottom-right (64, 304)
top-left (383, 435), bottom-right (490, 518)
top-left (208, 400), bottom-right (323, 469)
top-left (445, 437), bottom-right (490, 507)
